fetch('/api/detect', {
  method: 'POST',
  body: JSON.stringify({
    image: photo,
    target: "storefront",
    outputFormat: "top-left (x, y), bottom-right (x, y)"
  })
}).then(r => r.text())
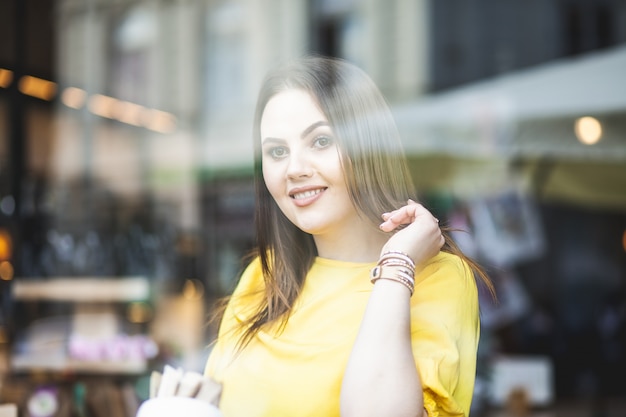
top-left (396, 45), bottom-right (626, 407)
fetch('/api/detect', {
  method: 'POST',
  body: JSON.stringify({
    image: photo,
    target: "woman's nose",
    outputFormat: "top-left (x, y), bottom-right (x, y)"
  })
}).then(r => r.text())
top-left (286, 148), bottom-right (313, 179)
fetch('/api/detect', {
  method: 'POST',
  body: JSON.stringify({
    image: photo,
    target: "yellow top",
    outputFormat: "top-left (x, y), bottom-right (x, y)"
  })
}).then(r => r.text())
top-left (205, 252), bottom-right (480, 417)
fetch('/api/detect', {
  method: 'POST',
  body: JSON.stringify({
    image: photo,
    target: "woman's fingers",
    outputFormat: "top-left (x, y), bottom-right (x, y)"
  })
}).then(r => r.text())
top-left (379, 205), bottom-right (414, 229)
top-left (379, 202), bottom-right (437, 232)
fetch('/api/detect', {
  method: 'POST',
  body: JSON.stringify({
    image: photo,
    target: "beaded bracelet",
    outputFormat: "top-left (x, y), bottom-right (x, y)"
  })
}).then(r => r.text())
top-left (379, 258), bottom-right (415, 273)
top-left (379, 251), bottom-right (416, 269)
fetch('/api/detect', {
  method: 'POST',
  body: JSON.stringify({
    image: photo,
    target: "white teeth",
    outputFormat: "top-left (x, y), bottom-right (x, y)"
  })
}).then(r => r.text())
top-left (293, 189), bottom-right (323, 200)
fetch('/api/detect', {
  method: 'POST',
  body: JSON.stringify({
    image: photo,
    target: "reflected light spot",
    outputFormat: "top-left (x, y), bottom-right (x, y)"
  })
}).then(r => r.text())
top-left (182, 279), bottom-right (204, 300)
top-left (0, 261), bottom-right (13, 281)
top-left (574, 116), bottom-right (602, 145)
top-left (0, 69), bottom-right (13, 88)
top-left (18, 75), bottom-right (57, 100)
top-left (114, 101), bottom-right (145, 126)
top-left (61, 87), bottom-right (87, 109)
top-left (622, 229), bottom-right (626, 253)
top-left (144, 109), bottom-right (177, 133)
top-left (88, 94), bottom-right (119, 119)
top-left (126, 301), bottom-right (153, 324)
top-left (0, 230), bottom-right (11, 261)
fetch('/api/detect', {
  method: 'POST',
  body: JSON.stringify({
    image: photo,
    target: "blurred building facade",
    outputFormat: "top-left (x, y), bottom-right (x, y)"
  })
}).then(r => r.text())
top-left (1, 0), bottom-right (625, 414)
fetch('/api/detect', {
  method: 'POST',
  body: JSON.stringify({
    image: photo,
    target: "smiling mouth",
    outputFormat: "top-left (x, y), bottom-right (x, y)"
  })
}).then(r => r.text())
top-left (291, 188), bottom-right (327, 200)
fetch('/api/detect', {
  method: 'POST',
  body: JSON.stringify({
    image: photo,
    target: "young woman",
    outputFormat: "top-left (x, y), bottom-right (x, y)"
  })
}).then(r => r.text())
top-left (205, 56), bottom-right (491, 417)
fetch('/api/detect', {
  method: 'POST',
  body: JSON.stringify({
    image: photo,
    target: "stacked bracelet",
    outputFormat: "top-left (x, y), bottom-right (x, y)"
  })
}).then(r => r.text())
top-left (370, 251), bottom-right (416, 296)
top-left (378, 251), bottom-right (416, 269)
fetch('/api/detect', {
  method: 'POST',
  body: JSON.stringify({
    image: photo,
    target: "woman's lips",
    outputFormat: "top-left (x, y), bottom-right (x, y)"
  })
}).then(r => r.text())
top-left (289, 187), bottom-right (327, 207)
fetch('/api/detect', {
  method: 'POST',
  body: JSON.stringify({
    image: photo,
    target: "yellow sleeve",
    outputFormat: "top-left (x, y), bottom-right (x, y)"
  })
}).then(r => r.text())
top-left (410, 253), bottom-right (480, 417)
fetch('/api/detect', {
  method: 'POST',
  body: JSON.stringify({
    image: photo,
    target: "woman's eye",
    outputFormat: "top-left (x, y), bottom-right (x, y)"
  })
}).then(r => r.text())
top-left (313, 136), bottom-right (333, 148)
top-left (268, 147), bottom-right (288, 159)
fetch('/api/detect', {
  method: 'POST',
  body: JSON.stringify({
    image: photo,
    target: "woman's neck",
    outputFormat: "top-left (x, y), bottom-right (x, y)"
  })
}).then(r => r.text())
top-left (313, 224), bottom-right (387, 263)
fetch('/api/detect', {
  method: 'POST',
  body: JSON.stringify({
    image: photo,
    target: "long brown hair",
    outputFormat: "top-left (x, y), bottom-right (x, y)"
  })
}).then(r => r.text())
top-left (231, 55), bottom-right (492, 350)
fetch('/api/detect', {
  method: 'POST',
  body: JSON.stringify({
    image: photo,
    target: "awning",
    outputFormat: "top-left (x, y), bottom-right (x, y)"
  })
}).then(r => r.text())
top-left (393, 45), bottom-right (626, 161)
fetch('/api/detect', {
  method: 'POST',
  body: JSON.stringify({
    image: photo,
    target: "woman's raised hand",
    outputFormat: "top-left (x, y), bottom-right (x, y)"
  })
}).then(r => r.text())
top-left (378, 200), bottom-right (444, 270)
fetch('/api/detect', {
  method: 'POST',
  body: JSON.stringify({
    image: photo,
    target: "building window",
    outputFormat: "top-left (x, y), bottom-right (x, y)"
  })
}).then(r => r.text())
top-left (308, 0), bottom-right (358, 59)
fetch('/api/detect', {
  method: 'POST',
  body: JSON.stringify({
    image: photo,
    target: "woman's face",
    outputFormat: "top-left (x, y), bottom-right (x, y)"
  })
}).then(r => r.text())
top-left (260, 89), bottom-right (360, 238)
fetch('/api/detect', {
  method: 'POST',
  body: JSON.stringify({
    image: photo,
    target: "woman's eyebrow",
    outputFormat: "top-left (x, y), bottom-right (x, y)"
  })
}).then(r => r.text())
top-left (301, 121), bottom-right (330, 139)
top-left (262, 121), bottom-right (330, 144)
top-left (261, 137), bottom-right (285, 145)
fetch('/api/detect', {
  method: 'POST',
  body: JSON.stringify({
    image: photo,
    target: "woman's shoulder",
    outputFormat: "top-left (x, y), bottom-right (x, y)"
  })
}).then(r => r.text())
top-left (233, 256), bottom-right (265, 295)
top-left (412, 251), bottom-right (480, 318)
top-left (427, 250), bottom-right (469, 271)
top-left (242, 255), bottom-right (263, 275)
top-left (222, 256), bottom-right (265, 321)
top-left (417, 251), bottom-right (475, 286)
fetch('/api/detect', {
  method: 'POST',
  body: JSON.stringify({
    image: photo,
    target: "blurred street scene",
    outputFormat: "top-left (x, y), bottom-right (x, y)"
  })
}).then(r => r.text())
top-left (0, 0), bottom-right (625, 416)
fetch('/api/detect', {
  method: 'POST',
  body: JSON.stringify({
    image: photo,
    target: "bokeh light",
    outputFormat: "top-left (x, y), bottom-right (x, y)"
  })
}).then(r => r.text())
top-left (574, 116), bottom-right (602, 145)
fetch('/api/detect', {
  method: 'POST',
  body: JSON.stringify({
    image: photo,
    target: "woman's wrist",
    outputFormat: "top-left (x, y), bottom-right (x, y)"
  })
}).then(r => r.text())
top-left (370, 251), bottom-right (416, 296)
